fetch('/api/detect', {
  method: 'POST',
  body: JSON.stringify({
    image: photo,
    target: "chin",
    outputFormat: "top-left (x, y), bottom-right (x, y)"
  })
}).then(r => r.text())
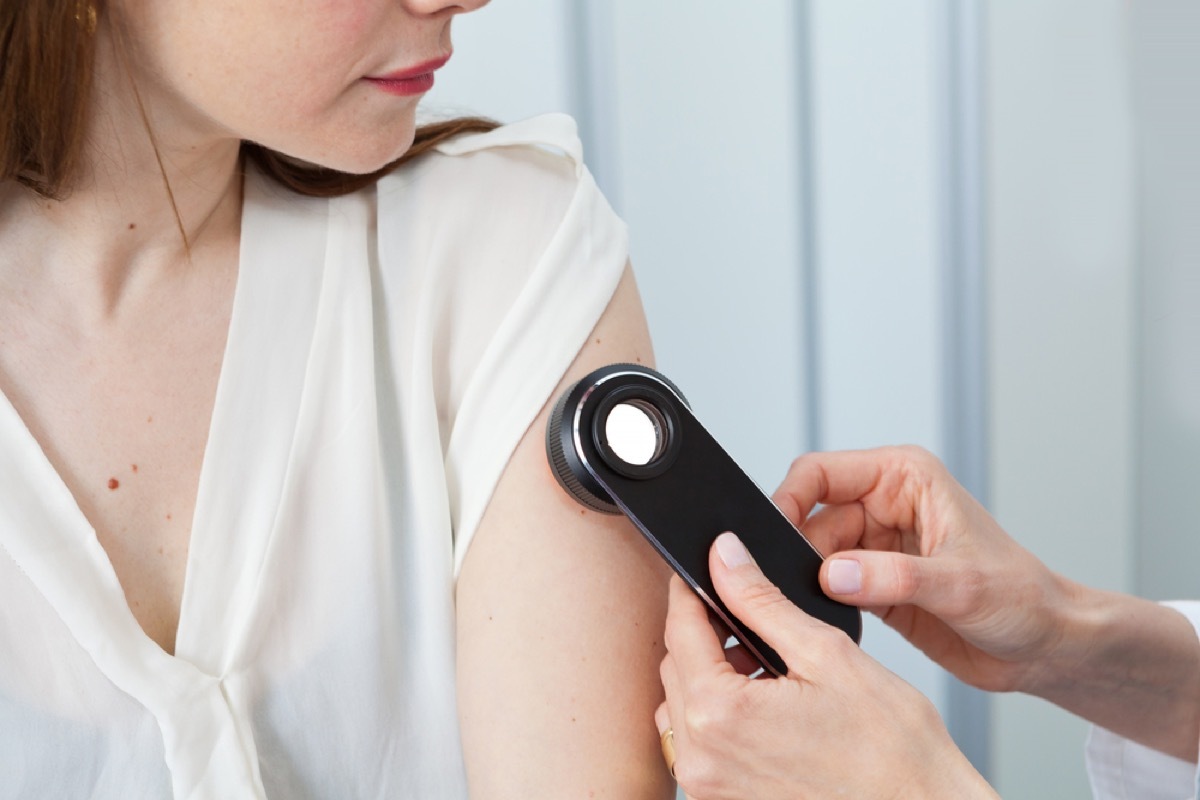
top-left (338, 129), bottom-right (420, 174)
top-left (270, 121), bottom-right (419, 176)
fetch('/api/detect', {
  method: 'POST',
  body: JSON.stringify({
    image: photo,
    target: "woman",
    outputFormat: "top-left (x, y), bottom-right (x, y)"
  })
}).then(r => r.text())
top-left (0, 1), bottom-right (674, 797)
top-left (657, 446), bottom-right (1200, 798)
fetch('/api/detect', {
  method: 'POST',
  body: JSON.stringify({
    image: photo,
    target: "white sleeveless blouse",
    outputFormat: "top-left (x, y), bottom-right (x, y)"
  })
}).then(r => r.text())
top-left (0, 114), bottom-right (628, 799)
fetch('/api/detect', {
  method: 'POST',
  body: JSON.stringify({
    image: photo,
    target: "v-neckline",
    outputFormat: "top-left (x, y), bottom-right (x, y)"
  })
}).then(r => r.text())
top-left (0, 169), bottom-right (333, 686)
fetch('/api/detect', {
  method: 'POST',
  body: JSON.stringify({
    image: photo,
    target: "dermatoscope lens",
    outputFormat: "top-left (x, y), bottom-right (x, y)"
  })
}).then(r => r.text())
top-left (604, 401), bottom-right (669, 466)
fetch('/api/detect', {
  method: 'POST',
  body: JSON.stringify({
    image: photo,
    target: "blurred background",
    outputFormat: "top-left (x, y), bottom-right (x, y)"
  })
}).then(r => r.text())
top-left (425, 1), bottom-right (1200, 796)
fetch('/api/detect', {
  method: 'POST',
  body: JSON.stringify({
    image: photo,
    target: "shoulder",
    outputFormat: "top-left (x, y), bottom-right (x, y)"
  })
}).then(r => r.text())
top-left (377, 113), bottom-right (590, 235)
top-left (426, 112), bottom-right (586, 172)
top-left (369, 112), bottom-right (626, 332)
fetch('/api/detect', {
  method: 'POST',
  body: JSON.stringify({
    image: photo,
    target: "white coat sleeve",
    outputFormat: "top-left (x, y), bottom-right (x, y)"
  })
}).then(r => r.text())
top-left (1086, 601), bottom-right (1200, 800)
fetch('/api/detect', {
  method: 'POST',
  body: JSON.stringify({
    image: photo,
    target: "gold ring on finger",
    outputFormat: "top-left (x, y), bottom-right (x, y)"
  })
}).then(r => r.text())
top-left (659, 727), bottom-right (677, 779)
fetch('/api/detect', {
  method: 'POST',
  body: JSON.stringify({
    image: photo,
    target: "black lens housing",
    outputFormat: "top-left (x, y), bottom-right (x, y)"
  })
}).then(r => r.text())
top-left (545, 363), bottom-right (862, 678)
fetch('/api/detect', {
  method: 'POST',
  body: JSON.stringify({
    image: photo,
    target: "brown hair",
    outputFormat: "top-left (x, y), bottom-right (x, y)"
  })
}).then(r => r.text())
top-left (242, 117), bottom-right (499, 199)
top-left (0, 0), bottom-right (498, 201)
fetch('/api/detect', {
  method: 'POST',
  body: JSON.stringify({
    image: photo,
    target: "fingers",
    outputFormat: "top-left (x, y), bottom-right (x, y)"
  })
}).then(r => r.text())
top-left (654, 696), bottom-right (679, 779)
top-left (663, 576), bottom-right (734, 685)
top-left (659, 583), bottom-right (708, 788)
top-left (654, 702), bottom-right (670, 736)
top-left (799, 501), bottom-right (868, 558)
top-left (774, 447), bottom-right (948, 534)
top-left (708, 532), bottom-right (844, 674)
top-left (819, 549), bottom-right (968, 617)
top-left (665, 576), bottom-right (729, 668)
top-left (772, 449), bottom-right (889, 522)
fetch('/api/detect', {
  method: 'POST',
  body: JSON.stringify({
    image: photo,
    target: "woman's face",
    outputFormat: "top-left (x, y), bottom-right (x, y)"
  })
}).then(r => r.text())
top-left (112, 0), bottom-right (488, 173)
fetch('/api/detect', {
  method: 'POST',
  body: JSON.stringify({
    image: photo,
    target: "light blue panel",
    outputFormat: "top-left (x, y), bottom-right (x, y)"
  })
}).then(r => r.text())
top-left (605, 0), bottom-right (811, 490)
top-left (986, 0), bottom-right (1135, 591)
top-left (1129, 1), bottom-right (1200, 602)
top-left (806, 0), bottom-right (949, 713)
top-left (809, 0), bottom-right (945, 457)
top-left (985, 1), bottom-right (1136, 797)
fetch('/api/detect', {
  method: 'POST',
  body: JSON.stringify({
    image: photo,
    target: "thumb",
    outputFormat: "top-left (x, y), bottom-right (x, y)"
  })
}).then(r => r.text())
top-left (708, 532), bottom-right (831, 671)
top-left (820, 550), bottom-right (961, 614)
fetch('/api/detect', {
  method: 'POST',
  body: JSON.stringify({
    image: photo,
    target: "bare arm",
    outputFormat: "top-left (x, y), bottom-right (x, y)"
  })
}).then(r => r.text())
top-left (1025, 583), bottom-right (1200, 760)
top-left (456, 266), bottom-right (676, 799)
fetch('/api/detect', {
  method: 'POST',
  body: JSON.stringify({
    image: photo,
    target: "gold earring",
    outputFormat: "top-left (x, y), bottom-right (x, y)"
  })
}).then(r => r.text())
top-left (74, 1), bottom-right (98, 35)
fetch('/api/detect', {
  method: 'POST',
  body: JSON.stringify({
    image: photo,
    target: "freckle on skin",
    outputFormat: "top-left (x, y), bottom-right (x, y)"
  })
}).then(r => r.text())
top-left (165, 513), bottom-right (172, 521)
top-left (146, 416), bottom-right (153, 423)
top-left (128, 223), bottom-right (136, 230)
top-left (107, 478), bottom-right (119, 490)
top-left (131, 464), bottom-right (138, 473)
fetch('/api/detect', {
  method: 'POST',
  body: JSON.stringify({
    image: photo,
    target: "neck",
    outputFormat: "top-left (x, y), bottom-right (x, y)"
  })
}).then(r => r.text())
top-left (0, 27), bottom-right (244, 324)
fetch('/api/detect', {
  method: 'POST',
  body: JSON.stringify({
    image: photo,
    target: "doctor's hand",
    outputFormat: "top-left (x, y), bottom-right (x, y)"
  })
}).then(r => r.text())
top-left (779, 446), bottom-right (1200, 762)
top-left (655, 538), bottom-right (996, 800)
top-left (776, 446), bottom-right (1077, 695)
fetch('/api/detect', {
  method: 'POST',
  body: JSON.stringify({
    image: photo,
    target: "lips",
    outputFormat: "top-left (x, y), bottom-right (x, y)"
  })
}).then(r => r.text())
top-left (365, 54), bottom-right (451, 96)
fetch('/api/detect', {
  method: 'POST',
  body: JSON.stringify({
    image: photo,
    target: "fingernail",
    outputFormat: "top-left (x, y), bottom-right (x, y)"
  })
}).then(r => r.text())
top-left (715, 532), bottom-right (752, 568)
top-left (827, 559), bottom-right (863, 594)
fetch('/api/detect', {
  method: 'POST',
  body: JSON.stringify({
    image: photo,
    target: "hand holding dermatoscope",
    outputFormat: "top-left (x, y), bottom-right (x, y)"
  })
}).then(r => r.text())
top-left (545, 364), bottom-right (861, 676)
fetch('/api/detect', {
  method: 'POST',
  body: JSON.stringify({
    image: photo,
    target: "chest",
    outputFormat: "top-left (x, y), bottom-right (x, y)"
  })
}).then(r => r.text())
top-left (0, 269), bottom-right (234, 655)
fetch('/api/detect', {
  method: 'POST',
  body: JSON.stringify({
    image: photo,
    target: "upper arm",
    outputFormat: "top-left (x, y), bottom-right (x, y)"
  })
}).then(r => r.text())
top-left (455, 265), bottom-right (675, 799)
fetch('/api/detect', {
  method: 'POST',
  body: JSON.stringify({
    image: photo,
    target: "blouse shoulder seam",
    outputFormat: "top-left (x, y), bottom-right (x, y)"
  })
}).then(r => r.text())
top-left (431, 113), bottom-right (584, 174)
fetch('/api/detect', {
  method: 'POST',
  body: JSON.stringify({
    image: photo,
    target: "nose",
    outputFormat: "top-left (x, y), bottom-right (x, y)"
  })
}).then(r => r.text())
top-left (401, 0), bottom-right (490, 17)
